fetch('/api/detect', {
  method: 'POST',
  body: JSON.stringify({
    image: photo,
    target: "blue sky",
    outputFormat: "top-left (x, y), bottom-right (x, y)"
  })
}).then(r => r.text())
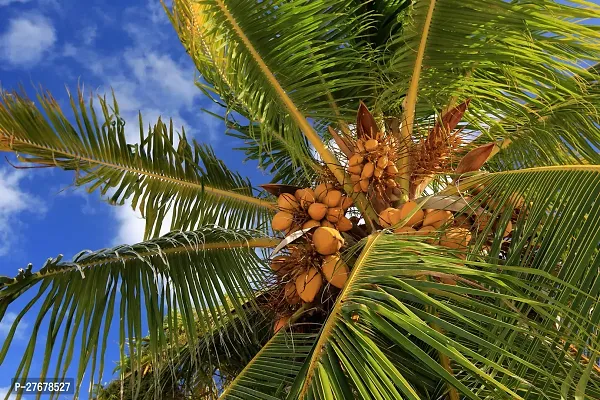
top-left (0, 0), bottom-right (268, 398)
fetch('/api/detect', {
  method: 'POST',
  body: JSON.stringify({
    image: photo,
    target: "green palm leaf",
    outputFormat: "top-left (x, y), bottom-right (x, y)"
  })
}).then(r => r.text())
top-left (0, 89), bottom-right (276, 239)
top-left (380, 0), bottom-right (600, 166)
top-left (0, 227), bottom-right (278, 398)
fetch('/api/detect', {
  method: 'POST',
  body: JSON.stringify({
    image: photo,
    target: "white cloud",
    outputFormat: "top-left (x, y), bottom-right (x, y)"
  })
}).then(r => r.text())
top-left (0, 14), bottom-right (56, 68)
top-left (0, 168), bottom-right (46, 256)
top-left (0, 312), bottom-right (29, 341)
top-left (112, 200), bottom-right (172, 245)
top-left (0, 387), bottom-right (27, 400)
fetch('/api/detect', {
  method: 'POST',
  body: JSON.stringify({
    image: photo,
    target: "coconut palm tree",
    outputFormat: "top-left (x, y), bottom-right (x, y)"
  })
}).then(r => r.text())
top-left (2, 0), bottom-right (600, 398)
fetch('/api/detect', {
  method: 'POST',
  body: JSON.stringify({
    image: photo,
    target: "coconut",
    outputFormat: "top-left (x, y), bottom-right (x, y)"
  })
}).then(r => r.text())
top-left (418, 225), bottom-right (437, 244)
top-left (348, 164), bottom-right (363, 175)
top-left (295, 267), bottom-right (323, 303)
top-left (284, 281), bottom-right (301, 305)
top-left (502, 220), bottom-right (513, 237)
top-left (321, 220), bottom-right (336, 229)
top-left (302, 219), bottom-right (321, 230)
top-left (365, 139), bottom-right (379, 152)
top-left (378, 207), bottom-right (398, 227)
top-left (423, 209), bottom-right (452, 228)
top-left (337, 216), bottom-right (353, 232)
top-left (377, 156), bottom-right (388, 169)
top-left (321, 255), bottom-right (349, 289)
top-left (395, 226), bottom-right (416, 235)
top-left (386, 163), bottom-right (399, 175)
top-left (278, 193), bottom-right (299, 211)
top-left (361, 162), bottom-right (375, 179)
top-left (349, 154), bottom-right (364, 167)
top-left (453, 214), bottom-right (472, 228)
top-left (373, 167), bottom-right (384, 179)
top-left (475, 212), bottom-right (493, 231)
top-left (394, 201), bottom-right (424, 227)
top-left (315, 183), bottom-right (333, 202)
top-left (324, 190), bottom-right (342, 208)
top-left (385, 178), bottom-right (396, 188)
top-left (313, 227), bottom-right (344, 255)
top-left (340, 196), bottom-right (353, 210)
top-left (440, 227), bottom-right (472, 250)
top-left (350, 174), bottom-right (361, 183)
top-left (295, 188), bottom-right (316, 209)
top-left (359, 179), bottom-right (369, 192)
top-left (326, 207), bottom-right (344, 223)
top-left (308, 202), bottom-right (328, 220)
top-left (353, 182), bottom-right (361, 193)
top-left (270, 255), bottom-right (288, 272)
top-left (272, 211), bottom-right (294, 231)
top-left (274, 315), bottom-right (290, 333)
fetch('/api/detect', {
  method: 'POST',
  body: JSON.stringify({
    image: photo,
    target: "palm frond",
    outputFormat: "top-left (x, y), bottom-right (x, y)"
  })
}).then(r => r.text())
top-left (0, 89), bottom-right (276, 239)
top-left (220, 331), bottom-right (318, 399)
top-left (380, 0), bottom-right (600, 166)
top-left (95, 304), bottom-right (273, 399)
top-left (167, 0), bottom-right (379, 220)
top-left (0, 227), bottom-right (278, 398)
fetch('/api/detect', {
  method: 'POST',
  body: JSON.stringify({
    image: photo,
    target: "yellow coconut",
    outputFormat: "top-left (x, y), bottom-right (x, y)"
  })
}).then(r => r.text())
top-left (359, 178), bottom-right (370, 192)
top-left (377, 155), bottom-right (388, 169)
top-left (349, 153), bottom-right (364, 167)
top-left (324, 190), bottom-right (343, 208)
top-left (313, 227), bottom-right (344, 255)
top-left (340, 196), bottom-right (353, 210)
top-left (337, 216), bottom-right (353, 232)
top-left (353, 182), bottom-right (362, 193)
top-left (385, 178), bottom-right (396, 188)
top-left (386, 163), bottom-right (399, 175)
top-left (302, 219), bottom-right (321, 230)
top-left (272, 211), bottom-right (294, 231)
top-left (295, 188), bottom-right (316, 209)
top-left (308, 202), bottom-right (328, 220)
top-left (394, 200), bottom-right (424, 227)
top-left (321, 220), bottom-right (336, 229)
top-left (417, 225), bottom-right (437, 244)
top-left (378, 207), bottom-right (398, 227)
top-left (277, 193), bottom-right (299, 211)
top-left (350, 174), bottom-right (361, 183)
top-left (365, 139), bottom-right (379, 152)
top-left (395, 226), bottom-right (416, 235)
top-left (326, 207), bottom-right (344, 223)
top-left (295, 267), bottom-right (323, 303)
top-left (423, 209), bottom-right (452, 228)
top-left (270, 255), bottom-right (288, 272)
top-left (453, 214), bottom-right (472, 228)
top-left (440, 227), bottom-right (472, 250)
top-left (361, 162), bottom-right (375, 179)
top-left (274, 315), bottom-right (290, 333)
top-left (314, 183), bottom-right (333, 202)
top-left (475, 212), bottom-right (493, 232)
top-left (348, 164), bottom-right (363, 175)
top-left (373, 167), bottom-right (384, 179)
top-left (321, 255), bottom-right (349, 289)
top-left (502, 220), bottom-right (513, 237)
top-left (284, 281), bottom-right (301, 305)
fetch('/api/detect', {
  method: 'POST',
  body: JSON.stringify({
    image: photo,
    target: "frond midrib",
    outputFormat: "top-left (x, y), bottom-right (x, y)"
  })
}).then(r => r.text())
top-left (2, 135), bottom-right (276, 210)
top-left (297, 233), bottom-right (382, 398)
top-left (1, 237), bottom-right (279, 290)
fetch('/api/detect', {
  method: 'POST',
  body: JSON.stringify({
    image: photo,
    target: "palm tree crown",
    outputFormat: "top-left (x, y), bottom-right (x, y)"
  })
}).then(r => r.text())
top-left (2, 0), bottom-right (600, 399)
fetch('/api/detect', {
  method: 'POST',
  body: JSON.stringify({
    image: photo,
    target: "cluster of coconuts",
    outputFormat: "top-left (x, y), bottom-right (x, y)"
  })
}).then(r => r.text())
top-left (348, 133), bottom-right (400, 197)
top-left (379, 199), bottom-right (515, 251)
top-left (271, 184), bottom-right (354, 235)
top-left (271, 227), bottom-right (350, 309)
